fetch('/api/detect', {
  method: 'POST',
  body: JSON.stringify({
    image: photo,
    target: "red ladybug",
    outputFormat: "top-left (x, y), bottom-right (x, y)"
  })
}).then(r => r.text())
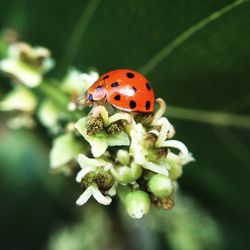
top-left (85, 69), bottom-right (155, 112)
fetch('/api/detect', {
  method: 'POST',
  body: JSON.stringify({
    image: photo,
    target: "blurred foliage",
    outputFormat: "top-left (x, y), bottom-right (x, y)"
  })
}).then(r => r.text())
top-left (0, 0), bottom-right (250, 250)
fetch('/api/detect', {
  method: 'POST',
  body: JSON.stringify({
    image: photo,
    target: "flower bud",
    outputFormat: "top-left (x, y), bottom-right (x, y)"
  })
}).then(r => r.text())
top-left (148, 174), bottom-right (174, 198)
top-left (125, 191), bottom-right (150, 219)
top-left (111, 162), bottom-right (142, 184)
top-left (168, 162), bottom-right (183, 180)
top-left (116, 149), bottom-right (130, 165)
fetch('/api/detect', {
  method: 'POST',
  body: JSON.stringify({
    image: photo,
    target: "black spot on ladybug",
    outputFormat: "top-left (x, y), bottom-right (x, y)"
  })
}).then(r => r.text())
top-left (88, 94), bottom-right (94, 101)
top-left (145, 101), bottom-right (151, 110)
top-left (129, 100), bottom-right (136, 109)
top-left (103, 75), bottom-right (109, 80)
top-left (111, 82), bottom-right (119, 87)
top-left (132, 86), bottom-right (137, 92)
top-left (96, 86), bottom-right (102, 91)
top-left (146, 82), bottom-right (151, 91)
top-left (114, 94), bottom-right (121, 101)
top-left (126, 72), bottom-right (135, 78)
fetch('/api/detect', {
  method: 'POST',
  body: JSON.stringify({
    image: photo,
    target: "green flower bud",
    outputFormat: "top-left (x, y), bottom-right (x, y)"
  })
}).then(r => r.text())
top-left (116, 149), bottom-right (130, 165)
top-left (111, 162), bottom-right (142, 184)
top-left (148, 174), bottom-right (174, 198)
top-left (86, 116), bottom-right (104, 135)
top-left (106, 120), bottom-right (126, 135)
top-left (168, 161), bottom-right (183, 180)
top-left (125, 191), bottom-right (150, 219)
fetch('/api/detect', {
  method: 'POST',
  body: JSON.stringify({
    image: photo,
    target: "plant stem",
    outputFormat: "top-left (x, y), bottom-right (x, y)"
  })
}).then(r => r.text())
top-left (167, 105), bottom-right (250, 129)
top-left (38, 82), bottom-right (70, 110)
top-left (139, 0), bottom-right (249, 75)
top-left (58, 0), bottom-right (102, 73)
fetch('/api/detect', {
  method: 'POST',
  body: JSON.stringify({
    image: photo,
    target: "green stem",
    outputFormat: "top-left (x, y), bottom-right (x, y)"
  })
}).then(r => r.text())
top-left (139, 0), bottom-right (249, 75)
top-left (58, 0), bottom-right (102, 73)
top-left (37, 82), bottom-right (86, 120)
top-left (38, 82), bottom-right (70, 110)
top-left (167, 105), bottom-right (250, 129)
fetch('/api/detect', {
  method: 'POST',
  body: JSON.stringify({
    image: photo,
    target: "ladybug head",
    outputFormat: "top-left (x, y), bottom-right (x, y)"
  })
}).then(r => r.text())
top-left (85, 79), bottom-right (107, 104)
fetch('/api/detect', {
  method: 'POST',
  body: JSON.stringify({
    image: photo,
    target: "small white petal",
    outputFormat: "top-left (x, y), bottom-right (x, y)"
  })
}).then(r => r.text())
top-left (50, 133), bottom-right (83, 169)
top-left (76, 167), bottom-right (94, 183)
top-left (76, 186), bottom-right (93, 206)
top-left (7, 114), bottom-right (35, 129)
top-left (92, 186), bottom-right (112, 205)
top-left (0, 59), bottom-right (42, 87)
top-left (0, 85), bottom-right (37, 112)
top-left (38, 100), bottom-right (63, 131)
top-left (90, 140), bottom-right (109, 158)
top-left (77, 154), bottom-right (113, 176)
top-left (68, 102), bottom-right (77, 111)
top-left (107, 183), bottom-right (117, 196)
top-left (75, 117), bottom-right (129, 157)
top-left (162, 140), bottom-right (188, 158)
top-left (78, 154), bottom-right (100, 168)
top-left (144, 162), bottom-right (169, 176)
top-left (167, 123), bottom-right (176, 138)
top-left (181, 153), bottom-right (195, 165)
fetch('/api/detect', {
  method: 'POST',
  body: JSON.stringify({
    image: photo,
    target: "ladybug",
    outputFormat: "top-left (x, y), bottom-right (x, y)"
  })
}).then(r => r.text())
top-left (85, 69), bottom-right (155, 112)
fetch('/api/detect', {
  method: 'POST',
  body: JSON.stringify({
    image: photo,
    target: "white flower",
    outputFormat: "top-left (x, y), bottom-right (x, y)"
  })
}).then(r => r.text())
top-left (130, 123), bottom-right (169, 176)
top-left (0, 42), bottom-right (54, 87)
top-left (50, 133), bottom-right (84, 173)
top-left (0, 85), bottom-right (37, 112)
top-left (75, 116), bottom-right (130, 157)
top-left (38, 100), bottom-right (66, 133)
top-left (76, 154), bottom-right (114, 206)
top-left (61, 69), bottom-right (99, 96)
top-left (80, 71), bottom-right (99, 91)
top-left (6, 114), bottom-right (35, 129)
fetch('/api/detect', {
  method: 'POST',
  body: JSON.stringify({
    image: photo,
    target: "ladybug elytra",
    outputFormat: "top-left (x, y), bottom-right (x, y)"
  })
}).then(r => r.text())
top-left (85, 69), bottom-right (155, 112)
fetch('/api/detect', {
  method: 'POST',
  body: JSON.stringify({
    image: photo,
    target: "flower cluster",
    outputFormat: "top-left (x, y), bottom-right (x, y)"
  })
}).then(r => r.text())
top-left (0, 38), bottom-right (193, 219)
top-left (73, 98), bottom-right (193, 218)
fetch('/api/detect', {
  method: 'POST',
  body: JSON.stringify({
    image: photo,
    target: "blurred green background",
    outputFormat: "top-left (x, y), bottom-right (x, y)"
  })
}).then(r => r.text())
top-left (0, 0), bottom-right (250, 249)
